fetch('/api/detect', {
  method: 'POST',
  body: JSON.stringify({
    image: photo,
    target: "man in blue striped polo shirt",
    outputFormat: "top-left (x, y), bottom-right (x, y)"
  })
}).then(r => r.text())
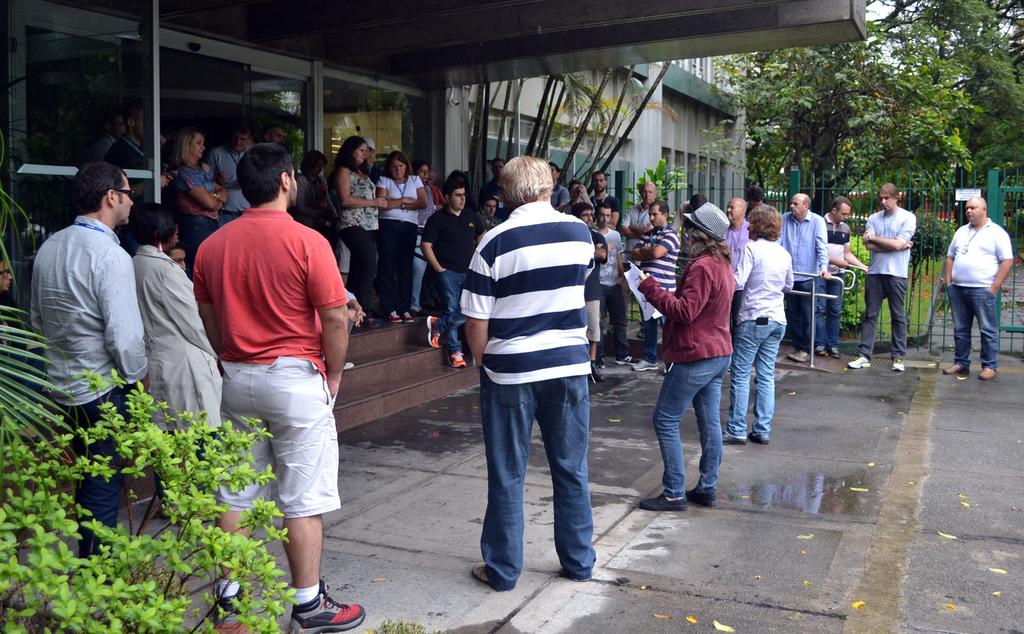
top-left (462, 155), bottom-right (597, 591)
top-left (630, 200), bottom-right (680, 371)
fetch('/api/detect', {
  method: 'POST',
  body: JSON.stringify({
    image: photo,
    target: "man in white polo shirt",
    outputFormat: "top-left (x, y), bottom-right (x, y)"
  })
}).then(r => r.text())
top-left (941, 197), bottom-right (1014, 380)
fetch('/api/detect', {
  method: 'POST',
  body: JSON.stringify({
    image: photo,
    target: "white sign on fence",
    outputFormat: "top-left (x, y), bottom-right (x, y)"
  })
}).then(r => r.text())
top-left (955, 188), bottom-right (982, 201)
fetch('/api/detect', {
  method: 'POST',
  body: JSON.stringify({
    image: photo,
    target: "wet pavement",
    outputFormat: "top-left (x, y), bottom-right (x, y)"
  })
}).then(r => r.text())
top-left (278, 353), bottom-right (1023, 633)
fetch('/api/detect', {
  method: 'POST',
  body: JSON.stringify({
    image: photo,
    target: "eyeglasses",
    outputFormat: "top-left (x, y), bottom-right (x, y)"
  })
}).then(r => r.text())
top-left (0, 270), bottom-right (11, 277)
top-left (111, 188), bottom-right (135, 200)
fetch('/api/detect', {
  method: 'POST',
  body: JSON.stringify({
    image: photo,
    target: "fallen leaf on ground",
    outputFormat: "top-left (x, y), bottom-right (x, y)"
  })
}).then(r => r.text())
top-left (867, 462), bottom-right (876, 467)
top-left (753, 575), bottom-right (762, 581)
top-left (957, 493), bottom-right (969, 499)
top-left (802, 579), bottom-right (812, 587)
top-left (945, 603), bottom-right (956, 611)
top-left (988, 567), bottom-right (1008, 574)
top-left (653, 614), bottom-right (670, 621)
top-left (937, 531), bottom-right (958, 540)
top-left (907, 481), bottom-right (916, 485)
top-left (960, 501), bottom-right (970, 508)
top-left (956, 375), bottom-right (967, 381)
top-left (713, 620), bottom-right (735, 632)
top-left (850, 487), bottom-right (870, 492)
top-left (851, 600), bottom-right (866, 609)
top-left (738, 495), bottom-right (750, 500)
top-left (800, 549), bottom-right (808, 555)
top-left (992, 591), bottom-right (1003, 597)
top-left (608, 418), bottom-right (622, 423)
top-left (371, 577), bottom-right (386, 583)
top-left (796, 533), bottom-right (815, 539)
top-left (640, 585), bottom-right (648, 590)
top-left (788, 391), bottom-right (797, 396)
top-left (685, 615), bottom-right (699, 624)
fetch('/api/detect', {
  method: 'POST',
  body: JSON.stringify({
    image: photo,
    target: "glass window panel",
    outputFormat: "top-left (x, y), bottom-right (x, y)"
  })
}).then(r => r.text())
top-left (322, 75), bottom-right (425, 168)
top-left (250, 71), bottom-right (306, 166)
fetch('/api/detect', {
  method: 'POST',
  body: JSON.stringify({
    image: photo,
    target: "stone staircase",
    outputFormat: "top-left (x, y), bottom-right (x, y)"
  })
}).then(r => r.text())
top-left (333, 320), bottom-right (479, 431)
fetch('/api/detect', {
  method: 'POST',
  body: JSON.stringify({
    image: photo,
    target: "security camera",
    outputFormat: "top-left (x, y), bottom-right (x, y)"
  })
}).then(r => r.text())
top-left (187, 41), bottom-right (201, 52)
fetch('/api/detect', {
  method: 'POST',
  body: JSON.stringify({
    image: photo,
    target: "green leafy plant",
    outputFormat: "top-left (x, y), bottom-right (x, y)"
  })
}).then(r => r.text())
top-left (625, 159), bottom-right (686, 219)
top-left (0, 373), bottom-right (291, 632)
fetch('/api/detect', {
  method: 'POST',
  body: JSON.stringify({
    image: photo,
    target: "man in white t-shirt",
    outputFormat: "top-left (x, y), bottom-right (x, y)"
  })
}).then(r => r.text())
top-left (941, 197), bottom-right (1014, 380)
top-left (595, 200), bottom-right (630, 364)
top-left (848, 183), bottom-right (917, 372)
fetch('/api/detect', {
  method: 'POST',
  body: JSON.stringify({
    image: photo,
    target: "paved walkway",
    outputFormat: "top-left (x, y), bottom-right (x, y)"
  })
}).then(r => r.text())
top-left (277, 350), bottom-right (1024, 633)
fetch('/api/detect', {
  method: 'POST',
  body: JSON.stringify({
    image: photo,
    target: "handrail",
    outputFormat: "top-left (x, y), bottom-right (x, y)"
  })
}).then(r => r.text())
top-left (782, 268), bottom-right (860, 369)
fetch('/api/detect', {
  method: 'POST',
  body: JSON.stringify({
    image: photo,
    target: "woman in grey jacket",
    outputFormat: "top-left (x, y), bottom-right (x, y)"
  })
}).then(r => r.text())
top-left (130, 203), bottom-right (221, 429)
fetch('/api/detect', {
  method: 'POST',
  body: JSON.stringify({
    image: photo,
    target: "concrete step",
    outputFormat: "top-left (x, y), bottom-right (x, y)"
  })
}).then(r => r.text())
top-left (334, 317), bottom-right (477, 431)
top-left (333, 364), bottom-right (478, 432)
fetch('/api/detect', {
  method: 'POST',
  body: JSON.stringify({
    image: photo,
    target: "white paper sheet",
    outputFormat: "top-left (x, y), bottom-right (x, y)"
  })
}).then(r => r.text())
top-left (624, 263), bottom-right (663, 321)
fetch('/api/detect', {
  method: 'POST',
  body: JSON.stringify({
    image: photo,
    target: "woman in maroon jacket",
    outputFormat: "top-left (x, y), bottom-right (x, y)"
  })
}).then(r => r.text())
top-left (636, 202), bottom-right (734, 512)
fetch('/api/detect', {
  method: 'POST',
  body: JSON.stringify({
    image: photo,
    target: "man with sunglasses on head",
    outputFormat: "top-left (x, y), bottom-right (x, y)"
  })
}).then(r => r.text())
top-left (31, 161), bottom-right (148, 558)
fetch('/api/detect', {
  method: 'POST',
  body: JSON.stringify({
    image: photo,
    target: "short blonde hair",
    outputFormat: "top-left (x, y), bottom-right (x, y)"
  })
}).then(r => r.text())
top-left (499, 156), bottom-right (552, 208)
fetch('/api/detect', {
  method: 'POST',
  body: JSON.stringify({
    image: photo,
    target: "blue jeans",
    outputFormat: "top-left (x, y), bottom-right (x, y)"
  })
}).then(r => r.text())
top-left (479, 372), bottom-right (595, 591)
top-left (375, 219), bottom-right (418, 315)
top-left (728, 320), bottom-right (785, 438)
top-left (947, 285), bottom-right (1000, 370)
top-left (651, 355), bottom-right (730, 497)
top-left (642, 316), bottom-right (663, 363)
top-left (179, 215), bottom-right (219, 277)
top-left (814, 277), bottom-right (843, 350)
top-left (411, 235), bottom-right (427, 312)
top-left (69, 385), bottom-right (131, 557)
top-left (784, 279), bottom-right (814, 352)
top-left (437, 270), bottom-right (467, 353)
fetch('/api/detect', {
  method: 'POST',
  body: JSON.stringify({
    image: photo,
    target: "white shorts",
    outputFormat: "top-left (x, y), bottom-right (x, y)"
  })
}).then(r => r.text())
top-left (218, 356), bottom-right (340, 518)
top-left (586, 299), bottom-right (601, 342)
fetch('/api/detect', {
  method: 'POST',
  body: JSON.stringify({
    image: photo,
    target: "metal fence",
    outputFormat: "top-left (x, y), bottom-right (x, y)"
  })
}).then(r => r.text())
top-left (616, 167), bottom-right (1024, 357)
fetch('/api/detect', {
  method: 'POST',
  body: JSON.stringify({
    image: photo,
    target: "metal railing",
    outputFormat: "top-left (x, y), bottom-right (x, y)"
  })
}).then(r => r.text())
top-left (785, 268), bottom-right (859, 369)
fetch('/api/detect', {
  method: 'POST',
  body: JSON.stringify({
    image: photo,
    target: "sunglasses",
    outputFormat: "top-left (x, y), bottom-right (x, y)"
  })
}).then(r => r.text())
top-left (111, 188), bottom-right (136, 200)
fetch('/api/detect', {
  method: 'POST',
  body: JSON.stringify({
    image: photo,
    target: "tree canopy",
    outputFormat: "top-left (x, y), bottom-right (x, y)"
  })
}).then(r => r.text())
top-left (717, 0), bottom-right (1024, 183)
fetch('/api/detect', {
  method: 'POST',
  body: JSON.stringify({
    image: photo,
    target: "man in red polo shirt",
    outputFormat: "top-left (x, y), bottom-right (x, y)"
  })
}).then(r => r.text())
top-left (194, 143), bottom-right (364, 633)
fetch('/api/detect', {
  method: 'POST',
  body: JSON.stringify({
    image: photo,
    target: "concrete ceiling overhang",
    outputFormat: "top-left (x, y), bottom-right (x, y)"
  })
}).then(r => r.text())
top-left (161, 0), bottom-right (866, 87)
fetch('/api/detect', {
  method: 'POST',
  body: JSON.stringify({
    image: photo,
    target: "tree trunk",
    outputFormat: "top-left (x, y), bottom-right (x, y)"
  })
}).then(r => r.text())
top-left (506, 79), bottom-right (523, 158)
top-left (525, 76), bottom-right (556, 156)
top-left (538, 81), bottom-right (567, 157)
top-left (467, 84), bottom-right (484, 192)
top-left (494, 81), bottom-right (511, 161)
top-left (585, 65), bottom-right (634, 176)
top-left (561, 68), bottom-right (612, 178)
top-left (598, 63), bottom-right (670, 175)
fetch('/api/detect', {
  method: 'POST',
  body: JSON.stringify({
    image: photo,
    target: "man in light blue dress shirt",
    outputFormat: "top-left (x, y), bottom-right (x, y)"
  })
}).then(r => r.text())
top-left (31, 161), bottom-right (148, 557)
top-left (779, 193), bottom-right (831, 363)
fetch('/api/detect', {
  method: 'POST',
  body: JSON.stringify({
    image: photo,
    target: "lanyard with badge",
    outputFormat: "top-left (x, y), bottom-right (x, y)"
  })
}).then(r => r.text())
top-left (958, 223), bottom-right (988, 255)
top-left (74, 221), bottom-right (107, 235)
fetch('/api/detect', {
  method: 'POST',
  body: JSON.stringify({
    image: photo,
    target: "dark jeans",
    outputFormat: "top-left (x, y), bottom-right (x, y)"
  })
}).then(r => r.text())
top-left (784, 279), bottom-right (814, 352)
top-left (375, 219), bottom-right (418, 315)
top-left (729, 289), bottom-right (744, 332)
top-left (479, 371), bottom-right (595, 591)
top-left (857, 274), bottom-right (908, 360)
top-left (599, 283), bottom-right (629, 360)
top-left (814, 277), bottom-right (844, 350)
top-left (437, 270), bottom-right (467, 353)
top-left (179, 214), bottom-right (219, 278)
top-left (69, 385), bottom-right (131, 557)
top-left (642, 316), bottom-right (663, 363)
top-left (339, 226), bottom-right (378, 312)
top-left (947, 284), bottom-right (999, 370)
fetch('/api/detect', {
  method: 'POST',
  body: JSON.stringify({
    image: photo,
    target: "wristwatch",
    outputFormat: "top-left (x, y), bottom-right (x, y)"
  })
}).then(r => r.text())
top-left (400, 202), bottom-right (406, 210)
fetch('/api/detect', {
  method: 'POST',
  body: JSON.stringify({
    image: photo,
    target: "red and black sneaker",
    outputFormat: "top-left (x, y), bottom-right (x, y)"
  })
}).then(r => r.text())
top-left (289, 580), bottom-right (365, 633)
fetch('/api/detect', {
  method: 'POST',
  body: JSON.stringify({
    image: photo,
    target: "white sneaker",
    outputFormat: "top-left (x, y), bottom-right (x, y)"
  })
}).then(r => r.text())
top-left (892, 359), bottom-right (905, 372)
top-left (633, 359), bottom-right (659, 372)
top-left (847, 355), bottom-right (871, 369)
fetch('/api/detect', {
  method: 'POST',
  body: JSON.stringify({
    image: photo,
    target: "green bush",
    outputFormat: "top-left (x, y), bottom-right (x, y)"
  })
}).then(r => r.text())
top-left (0, 372), bottom-right (291, 632)
top-left (840, 235), bottom-right (871, 333)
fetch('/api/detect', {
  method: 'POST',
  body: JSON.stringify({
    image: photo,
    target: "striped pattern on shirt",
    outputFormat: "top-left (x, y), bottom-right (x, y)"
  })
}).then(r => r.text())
top-left (640, 226), bottom-right (680, 292)
top-left (461, 201), bottom-right (594, 385)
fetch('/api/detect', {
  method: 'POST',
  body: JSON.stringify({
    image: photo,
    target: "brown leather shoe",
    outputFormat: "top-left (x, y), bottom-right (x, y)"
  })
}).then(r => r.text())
top-left (977, 368), bottom-right (997, 381)
top-left (942, 364), bottom-right (968, 376)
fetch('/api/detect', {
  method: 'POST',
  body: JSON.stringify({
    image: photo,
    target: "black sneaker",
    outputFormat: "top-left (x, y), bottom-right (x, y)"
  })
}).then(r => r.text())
top-left (685, 488), bottom-right (717, 508)
top-left (290, 580), bottom-right (365, 633)
top-left (639, 493), bottom-right (687, 511)
top-left (212, 590), bottom-right (245, 633)
top-left (594, 357), bottom-right (605, 370)
top-left (615, 355), bottom-right (635, 366)
top-left (722, 433), bottom-right (747, 445)
top-left (749, 433), bottom-right (770, 445)
top-left (590, 361), bottom-right (605, 383)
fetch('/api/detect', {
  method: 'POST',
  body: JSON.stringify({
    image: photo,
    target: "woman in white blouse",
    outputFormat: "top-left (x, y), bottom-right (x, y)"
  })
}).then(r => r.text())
top-left (375, 151), bottom-right (428, 323)
top-left (725, 205), bottom-right (793, 446)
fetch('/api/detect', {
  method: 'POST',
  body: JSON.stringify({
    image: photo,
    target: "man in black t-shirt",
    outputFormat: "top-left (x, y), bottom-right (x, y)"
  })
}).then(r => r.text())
top-left (571, 202), bottom-right (608, 382)
top-left (590, 170), bottom-right (621, 228)
top-left (424, 179), bottom-right (484, 368)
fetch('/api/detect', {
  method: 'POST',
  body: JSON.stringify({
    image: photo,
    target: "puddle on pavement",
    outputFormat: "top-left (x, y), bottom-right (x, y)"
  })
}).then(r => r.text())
top-left (726, 470), bottom-right (873, 515)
